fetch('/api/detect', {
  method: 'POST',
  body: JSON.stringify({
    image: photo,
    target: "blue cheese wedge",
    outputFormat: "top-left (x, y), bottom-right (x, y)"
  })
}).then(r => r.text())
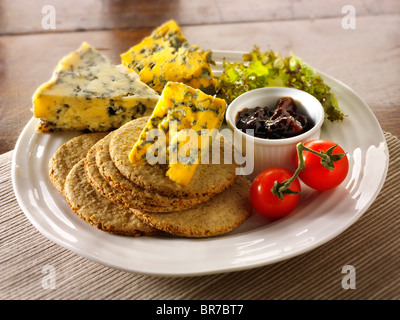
top-left (33, 42), bottom-right (160, 132)
top-left (129, 82), bottom-right (226, 186)
top-left (120, 20), bottom-right (217, 95)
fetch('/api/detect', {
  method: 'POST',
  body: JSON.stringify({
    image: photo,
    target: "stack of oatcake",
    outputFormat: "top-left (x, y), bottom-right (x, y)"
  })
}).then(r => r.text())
top-left (49, 117), bottom-right (251, 238)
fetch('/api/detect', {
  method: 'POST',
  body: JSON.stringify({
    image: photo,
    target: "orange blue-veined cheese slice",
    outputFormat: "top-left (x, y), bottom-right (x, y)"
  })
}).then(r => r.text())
top-left (129, 82), bottom-right (226, 186)
top-left (120, 20), bottom-right (217, 95)
top-left (32, 42), bottom-right (160, 132)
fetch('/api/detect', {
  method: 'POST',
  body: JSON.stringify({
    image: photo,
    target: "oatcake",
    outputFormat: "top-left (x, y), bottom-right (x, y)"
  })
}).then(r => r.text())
top-left (85, 133), bottom-right (201, 212)
top-left (108, 117), bottom-right (238, 198)
top-left (130, 176), bottom-right (252, 238)
top-left (84, 134), bottom-right (128, 207)
top-left (64, 159), bottom-right (160, 237)
top-left (95, 129), bottom-right (212, 209)
top-left (49, 132), bottom-right (108, 195)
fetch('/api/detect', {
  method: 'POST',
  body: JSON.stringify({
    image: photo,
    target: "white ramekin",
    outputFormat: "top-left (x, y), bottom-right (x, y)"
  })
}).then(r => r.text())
top-left (225, 87), bottom-right (325, 179)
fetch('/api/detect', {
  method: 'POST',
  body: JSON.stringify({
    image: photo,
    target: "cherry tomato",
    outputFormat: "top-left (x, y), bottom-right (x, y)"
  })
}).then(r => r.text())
top-left (250, 167), bottom-right (301, 219)
top-left (297, 139), bottom-right (349, 191)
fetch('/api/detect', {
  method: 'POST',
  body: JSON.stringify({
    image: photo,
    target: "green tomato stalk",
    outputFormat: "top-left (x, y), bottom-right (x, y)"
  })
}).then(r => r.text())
top-left (272, 142), bottom-right (347, 200)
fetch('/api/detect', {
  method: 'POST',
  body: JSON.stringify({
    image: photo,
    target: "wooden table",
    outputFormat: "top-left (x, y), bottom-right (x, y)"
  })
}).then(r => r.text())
top-left (1, 0), bottom-right (399, 155)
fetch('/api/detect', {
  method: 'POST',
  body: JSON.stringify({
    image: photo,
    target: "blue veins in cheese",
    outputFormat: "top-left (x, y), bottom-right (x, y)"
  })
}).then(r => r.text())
top-left (32, 42), bottom-right (160, 132)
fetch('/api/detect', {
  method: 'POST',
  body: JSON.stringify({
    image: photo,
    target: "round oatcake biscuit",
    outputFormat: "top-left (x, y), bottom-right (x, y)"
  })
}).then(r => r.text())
top-left (108, 117), bottom-right (238, 198)
top-left (64, 159), bottom-right (160, 237)
top-left (84, 134), bottom-right (128, 207)
top-left (130, 176), bottom-right (252, 238)
top-left (95, 129), bottom-right (212, 209)
top-left (85, 133), bottom-right (201, 212)
top-left (49, 132), bottom-right (108, 195)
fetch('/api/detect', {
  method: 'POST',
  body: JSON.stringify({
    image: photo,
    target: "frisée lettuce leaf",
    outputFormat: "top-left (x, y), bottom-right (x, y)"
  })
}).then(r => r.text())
top-left (216, 46), bottom-right (345, 122)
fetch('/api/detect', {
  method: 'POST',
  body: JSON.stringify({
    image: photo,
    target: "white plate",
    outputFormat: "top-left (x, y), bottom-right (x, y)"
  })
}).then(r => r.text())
top-left (11, 51), bottom-right (389, 276)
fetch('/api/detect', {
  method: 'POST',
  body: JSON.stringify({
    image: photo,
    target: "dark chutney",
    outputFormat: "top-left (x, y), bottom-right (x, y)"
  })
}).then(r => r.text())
top-left (235, 97), bottom-right (314, 139)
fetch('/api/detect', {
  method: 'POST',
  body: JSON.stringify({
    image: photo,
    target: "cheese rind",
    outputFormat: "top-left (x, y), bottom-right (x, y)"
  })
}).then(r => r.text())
top-left (121, 20), bottom-right (217, 95)
top-left (33, 42), bottom-right (160, 132)
top-left (129, 82), bottom-right (226, 186)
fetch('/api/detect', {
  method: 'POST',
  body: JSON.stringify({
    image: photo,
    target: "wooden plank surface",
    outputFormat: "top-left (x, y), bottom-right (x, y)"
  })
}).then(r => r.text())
top-left (1, 0), bottom-right (399, 35)
top-left (0, 1), bottom-right (399, 154)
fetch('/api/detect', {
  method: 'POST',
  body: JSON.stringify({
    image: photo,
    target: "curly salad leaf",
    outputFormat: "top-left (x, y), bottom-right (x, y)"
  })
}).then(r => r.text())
top-left (216, 47), bottom-right (345, 122)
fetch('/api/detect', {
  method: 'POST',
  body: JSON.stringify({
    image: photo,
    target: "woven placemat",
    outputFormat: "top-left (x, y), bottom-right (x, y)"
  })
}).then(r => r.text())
top-left (0, 132), bottom-right (399, 300)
